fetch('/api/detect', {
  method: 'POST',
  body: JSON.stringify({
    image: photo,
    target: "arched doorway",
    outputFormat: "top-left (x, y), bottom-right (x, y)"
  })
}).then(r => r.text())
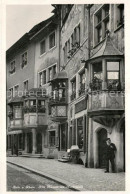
top-left (36, 133), bottom-right (42, 154)
top-left (98, 128), bottom-right (107, 168)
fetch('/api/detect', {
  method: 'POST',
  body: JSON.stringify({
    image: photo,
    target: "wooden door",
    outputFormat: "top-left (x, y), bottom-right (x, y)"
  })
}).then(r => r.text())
top-left (98, 128), bottom-right (107, 168)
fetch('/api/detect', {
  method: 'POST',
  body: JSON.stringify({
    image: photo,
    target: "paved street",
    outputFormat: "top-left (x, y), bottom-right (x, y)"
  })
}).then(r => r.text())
top-left (7, 157), bottom-right (125, 191)
top-left (7, 163), bottom-right (71, 191)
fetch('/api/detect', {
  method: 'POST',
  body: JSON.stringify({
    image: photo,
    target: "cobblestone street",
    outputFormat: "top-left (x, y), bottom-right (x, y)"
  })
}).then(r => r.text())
top-left (7, 157), bottom-right (125, 191)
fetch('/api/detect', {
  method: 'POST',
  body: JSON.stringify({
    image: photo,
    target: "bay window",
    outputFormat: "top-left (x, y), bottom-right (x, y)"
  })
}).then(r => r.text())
top-left (107, 61), bottom-right (120, 90)
top-left (14, 106), bottom-right (22, 119)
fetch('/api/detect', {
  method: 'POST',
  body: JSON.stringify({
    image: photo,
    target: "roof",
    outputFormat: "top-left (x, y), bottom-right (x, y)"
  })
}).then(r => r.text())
top-left (28, 15), bottom-right (55, 37)
top-left (50, 70), bottom-right (68, 82)
top-left (89, 35), bottom-right (124, 61)
top-left (8, 96), bottom-right (23, 105)
top-left (6, 33), bottom-right (29, 58)
top-left (6, 15), bottom-right (56, 58)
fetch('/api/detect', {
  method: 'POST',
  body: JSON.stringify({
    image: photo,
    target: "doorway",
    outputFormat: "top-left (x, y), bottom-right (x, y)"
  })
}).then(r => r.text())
top-left (121, 121), bottom-right (125, 172)
top-left (36, 133), bottom-right (42, 154)
top-left (27, 132), bottom-right (32, 153)
top-left (98, 128), bottom-right (107, 168)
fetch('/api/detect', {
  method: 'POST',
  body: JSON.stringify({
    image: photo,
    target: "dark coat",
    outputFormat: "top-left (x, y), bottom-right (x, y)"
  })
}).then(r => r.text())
top-left (106, 143), bottom-right (116, 159)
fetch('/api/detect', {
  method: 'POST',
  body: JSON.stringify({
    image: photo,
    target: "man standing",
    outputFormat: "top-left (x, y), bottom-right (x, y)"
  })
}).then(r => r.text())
top-left (105, 138), bottom-right (116, 173)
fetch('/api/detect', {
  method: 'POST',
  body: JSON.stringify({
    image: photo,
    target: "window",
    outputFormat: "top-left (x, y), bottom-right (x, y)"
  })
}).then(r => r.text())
top-left (49, 32), bottom-right (55, 49)
top-left (107, 61), bottom-right (120, 90)
top-left (9, 60), bottom-right (15, 74)
top-left (117, 4), bottom-right (124, 27)
top-left (53, 65), bottom-right (57, 76)
top-left (14, 85), bottom-right (19, 96)
top-left (40, 39), bottom-right (46, 55)
top-left (77, 117), bottom-right (83, 150)
top-left (23, 80), bottom-right (28, 91)
top-left (95, 4), bottom-right (110, 44)
top-left (79, 70), bottom-right (85, 96)
top-left (90, 63), bottom-right (103, 91)
top-left (49, 131), bottom-right (55, 147)
top-left (30, 100), bottom-right (36, 106)
top-left (67, 24), bottom-right (80, 59)
top-left (48, 65), bottom-right (57, 81)
top-left (21, 52), bottom-right (27, 68)
top-left (9, 88), bottom-right (13, 98)
top-left (38, 100), bottom-right (45, 106)
top-left (39, 70), bottom-right (46, 86)
top-left (39, 72), bottom-right (43, 86)
top-left (71, 77), bottom-right (76, 101)
top-left (14, 106), bottom-right (22, 118)
top-left (49, 67), bottom-right (53, 81)
top-left (93, 63), bottom-right (103, 80)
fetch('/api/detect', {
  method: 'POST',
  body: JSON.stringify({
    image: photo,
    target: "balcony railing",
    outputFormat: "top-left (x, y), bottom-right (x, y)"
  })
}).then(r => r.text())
top-left (23, 105), bottom-right (46, 113)
top-left (107, 80), bottom-right (121, 91)
top-left (49, 91), bottom-right (67, 104)
top-left (79, 83), bottom-right (85, 96)
top-left (89, 78), bottom-right (102, 91)
top-left (89, 90), bottom-right (125, 111)
top-left (71, 91), bottom-right (76, 101)
top-left (89, 78), bottom-right (123, 91)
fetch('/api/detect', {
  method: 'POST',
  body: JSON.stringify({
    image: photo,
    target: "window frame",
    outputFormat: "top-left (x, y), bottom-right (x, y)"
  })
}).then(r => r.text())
top-left (94, 4), bottom-right (110, 46)
top-left (21, 51), bottom-right (28, 69)
top-left (49, 31), bottom-right (56, 49)
top-left (23, 79), bottom-right (29, 91)
top-left (14, 84), bottom-right (19, 97)
top-left (40, 39), bottom-right (46, 56)
top-left (9, 60), bottom-right (16, 75)
top-left (106, 61), bottom-right (120, 81)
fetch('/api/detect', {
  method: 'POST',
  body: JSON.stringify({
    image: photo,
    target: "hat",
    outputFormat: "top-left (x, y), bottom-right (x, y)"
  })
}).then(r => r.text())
top-left (106, 138), bottom-right (111, 141)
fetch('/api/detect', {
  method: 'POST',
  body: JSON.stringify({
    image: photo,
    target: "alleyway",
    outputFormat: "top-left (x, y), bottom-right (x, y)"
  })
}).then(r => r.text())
top-left (7, 157), bottom-right (125, 191)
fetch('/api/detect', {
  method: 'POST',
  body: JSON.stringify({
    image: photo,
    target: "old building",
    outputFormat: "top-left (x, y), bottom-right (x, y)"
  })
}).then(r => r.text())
top-left (6, 15), bottom-right (60, 157)
top-left (6, 4), bottom-right (125, 172)
top-left (86, 4), bottom-right (125, 172)
top-left (52, 4), bottom-right (125, 172)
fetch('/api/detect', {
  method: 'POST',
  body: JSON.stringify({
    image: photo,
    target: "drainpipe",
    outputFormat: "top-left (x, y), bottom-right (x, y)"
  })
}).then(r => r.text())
top-left (57, 5), bottom-right (61, 73)
top-left (86, 5), bottom-right (91, 59)
top-left (85, 4), bottom-right (91, 168)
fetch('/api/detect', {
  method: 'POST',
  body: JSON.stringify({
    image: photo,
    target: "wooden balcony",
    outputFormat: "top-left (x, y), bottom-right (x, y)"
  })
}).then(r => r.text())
top-left (23, 112), bottom-right (47, 128)
top-left (88, 90), bottom-right (125, 117)
top-left (10, 119), bottom-right (23, 129)
top-left (23, 105), bottom-right (47, 128)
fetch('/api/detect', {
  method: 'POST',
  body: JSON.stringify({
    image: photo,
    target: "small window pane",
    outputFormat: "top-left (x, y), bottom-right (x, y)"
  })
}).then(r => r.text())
top-left (107, 62), bottom-right (119, 71)
top-left (14, 108), bottom-right (22, 118)
top-left (107, 72), bottom-right (119, 79)
top-left (40, 40), bottom-right (46, 55)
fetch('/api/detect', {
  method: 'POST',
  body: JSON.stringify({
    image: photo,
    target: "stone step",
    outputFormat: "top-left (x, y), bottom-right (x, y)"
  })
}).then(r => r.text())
top-left (19, 154), bottom-right (45, 158)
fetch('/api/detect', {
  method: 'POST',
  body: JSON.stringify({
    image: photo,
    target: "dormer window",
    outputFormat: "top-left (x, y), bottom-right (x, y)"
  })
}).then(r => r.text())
top-left (21, 52), bottom-right (27, 68)
top-left (9, 60), bottom-right (15, 74)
